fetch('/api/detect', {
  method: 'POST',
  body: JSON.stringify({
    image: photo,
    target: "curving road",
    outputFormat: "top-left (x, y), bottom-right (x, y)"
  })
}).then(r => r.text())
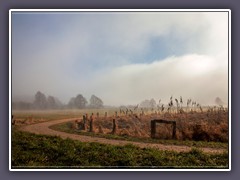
top-left (18, 118), bottom-right (226, 154)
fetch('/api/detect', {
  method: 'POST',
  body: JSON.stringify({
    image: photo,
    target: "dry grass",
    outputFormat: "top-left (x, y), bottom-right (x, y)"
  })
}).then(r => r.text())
top-left (87, 110), bottom-right (228, 142)
top-left (12, 107), bottom-right (229, 142)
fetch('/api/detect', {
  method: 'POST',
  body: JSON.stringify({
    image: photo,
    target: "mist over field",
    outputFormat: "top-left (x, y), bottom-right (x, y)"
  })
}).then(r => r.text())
top-left (11, 11), bottom-right (229, 106)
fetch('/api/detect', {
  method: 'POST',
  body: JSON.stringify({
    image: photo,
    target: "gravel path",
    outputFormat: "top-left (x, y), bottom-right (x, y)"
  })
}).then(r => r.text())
top-left (18, 118), bottom-right (226, 154)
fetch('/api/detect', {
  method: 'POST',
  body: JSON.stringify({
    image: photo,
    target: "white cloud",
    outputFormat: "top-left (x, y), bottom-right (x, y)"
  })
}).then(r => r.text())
top-left (90, 54), bottom-right (228, 106)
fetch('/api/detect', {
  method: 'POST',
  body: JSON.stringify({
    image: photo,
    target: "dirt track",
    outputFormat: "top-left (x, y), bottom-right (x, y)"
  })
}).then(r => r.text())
top-left (18, 118), bottom-right (226, 154)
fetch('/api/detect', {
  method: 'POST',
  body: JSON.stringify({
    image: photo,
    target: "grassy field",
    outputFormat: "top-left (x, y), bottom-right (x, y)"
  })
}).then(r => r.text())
top-left (12, 108), bottom-right (118, 124)
top-left (11, 108), bottom-right (229, 169)
top-left (13, 108), bottom-right (118, 119)
top-left (11, 130), bottom-right (228, 168)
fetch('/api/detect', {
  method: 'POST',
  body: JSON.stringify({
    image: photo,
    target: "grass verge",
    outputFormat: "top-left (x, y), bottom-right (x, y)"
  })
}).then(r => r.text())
top-left (11, 130), bottom-right (228, 169)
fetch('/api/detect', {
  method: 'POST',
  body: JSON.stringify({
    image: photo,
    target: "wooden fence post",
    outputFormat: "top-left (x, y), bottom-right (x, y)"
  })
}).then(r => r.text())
top-left (112, 119), bottom-right (117, 134)
top-left (89, 114), bottom-right (94, 132)
top-left (151, 120), bottom-right (156, 138)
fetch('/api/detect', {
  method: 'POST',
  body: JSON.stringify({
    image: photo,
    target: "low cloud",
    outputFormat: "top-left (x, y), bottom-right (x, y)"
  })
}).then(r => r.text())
top-left (90, 54), bottom-right (228, 106)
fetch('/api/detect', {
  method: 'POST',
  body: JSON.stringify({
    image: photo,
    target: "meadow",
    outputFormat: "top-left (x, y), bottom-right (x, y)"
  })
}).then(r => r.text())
top-left (11, 106), bottom-right (229, 168)
top-left (13, 107), bottom-right (227, 142)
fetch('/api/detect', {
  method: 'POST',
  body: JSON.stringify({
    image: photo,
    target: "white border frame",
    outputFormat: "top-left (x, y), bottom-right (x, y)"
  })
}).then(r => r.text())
top-left (9, 9), bottom-right (231, 172)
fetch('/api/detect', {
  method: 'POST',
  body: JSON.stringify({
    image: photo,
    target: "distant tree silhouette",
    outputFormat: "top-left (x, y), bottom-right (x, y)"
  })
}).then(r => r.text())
top-left (47, 96), bottom-right (56, 109)
top-left (47, 96), bottom-right (63, 109)
top-left (89, 95), bottom-right (103, 108)
top-left (34, 91), bottom-right (47, 109)
top-left (75, 94), bottom-right (88, 108)
top-left (68, 94), bottom-right (88, 109)
top-left (140, 98), bottom-right (156, 108)
top-left (149, 98), bottom-right (157, 108)
top-left (68, 97), bottom-right (76, 108)
top-left (215, 97), bottom-right (224, 106)
top-left (12, 101), bottom-right (32, 110)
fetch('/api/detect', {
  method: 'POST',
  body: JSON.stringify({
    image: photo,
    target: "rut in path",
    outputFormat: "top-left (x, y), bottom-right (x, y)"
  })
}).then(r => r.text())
top-left (18, 118), bottom-right (226, 154)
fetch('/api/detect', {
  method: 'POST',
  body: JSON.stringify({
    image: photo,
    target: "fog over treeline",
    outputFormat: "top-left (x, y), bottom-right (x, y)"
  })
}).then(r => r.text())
top-left (12, 91), bottom-right (104, 110)
top-left (12, 91), bottom-right (226, 110)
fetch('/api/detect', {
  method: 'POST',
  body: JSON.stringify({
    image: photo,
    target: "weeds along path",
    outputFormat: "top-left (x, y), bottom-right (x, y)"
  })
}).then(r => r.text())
top-left (18, 118), bottom-right (225, 154)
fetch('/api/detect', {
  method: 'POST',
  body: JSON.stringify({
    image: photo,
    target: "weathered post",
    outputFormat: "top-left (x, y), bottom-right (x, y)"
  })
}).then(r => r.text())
top-left (89, 113), bottom-right (94, 132)
top-left (151, 120), bottom-right (156, 138)
top-left (96, 112), bottom-right (99, 119)
top-left (112, 119), bottom-right (117, 134)
top-left (82, 115), bottom-right (86, 130)
top-left (105, 112), bottom-right (107, 118)
top-left (83, 115), bottom-right (86, 123)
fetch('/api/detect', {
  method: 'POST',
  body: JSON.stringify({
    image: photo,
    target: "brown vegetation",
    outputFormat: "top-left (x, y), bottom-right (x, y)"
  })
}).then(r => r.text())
top-left (12, 105), bottom-right (228, 143)
top-left (70, 108), bottom-right (228, 143)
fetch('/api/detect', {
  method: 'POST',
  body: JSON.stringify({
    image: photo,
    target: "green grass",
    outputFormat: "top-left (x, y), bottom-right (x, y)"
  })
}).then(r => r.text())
top-left (11, 130), bottom-right (229, 168)
top-left (49, 122), bottom-right (228, 150)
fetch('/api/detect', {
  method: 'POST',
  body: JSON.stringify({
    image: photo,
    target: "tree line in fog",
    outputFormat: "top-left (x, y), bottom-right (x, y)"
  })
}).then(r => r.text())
top-left (12, 91), bottom-right (104, 110)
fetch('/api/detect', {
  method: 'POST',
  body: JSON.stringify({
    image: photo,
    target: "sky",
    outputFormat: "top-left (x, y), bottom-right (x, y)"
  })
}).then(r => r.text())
top-left (11, 11), bottom-right (229, 106)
